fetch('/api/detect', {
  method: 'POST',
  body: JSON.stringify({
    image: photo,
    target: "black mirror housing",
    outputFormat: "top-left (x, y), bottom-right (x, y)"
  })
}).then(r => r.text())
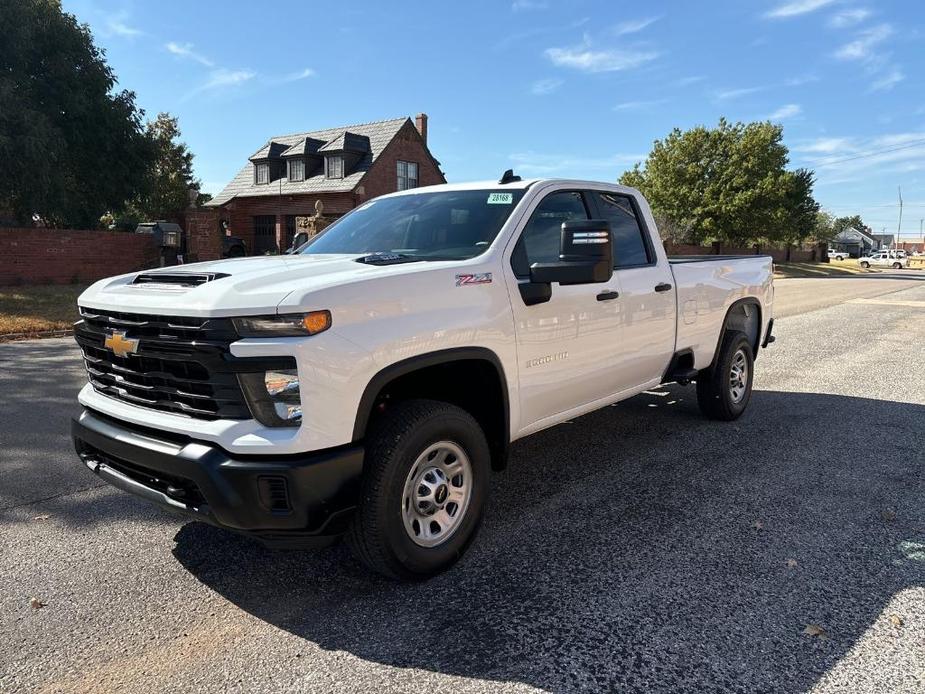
top-left (529, 219), bottom-right (613, 285)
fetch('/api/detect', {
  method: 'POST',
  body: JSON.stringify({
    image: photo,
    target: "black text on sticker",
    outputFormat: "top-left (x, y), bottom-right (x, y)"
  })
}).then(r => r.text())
top-left (456, 273), bottom-right (493, 286)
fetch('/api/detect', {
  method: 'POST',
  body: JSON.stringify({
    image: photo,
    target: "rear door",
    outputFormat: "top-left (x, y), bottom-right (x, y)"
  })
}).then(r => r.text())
top-left (587, 189), bottom-right (677, 392)
top-left (506, 188), bottom-right (624, 430)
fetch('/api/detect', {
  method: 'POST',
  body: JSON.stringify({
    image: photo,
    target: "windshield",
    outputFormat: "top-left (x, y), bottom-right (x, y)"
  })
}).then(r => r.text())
top-left (301, 189), bottom-right (525, 260)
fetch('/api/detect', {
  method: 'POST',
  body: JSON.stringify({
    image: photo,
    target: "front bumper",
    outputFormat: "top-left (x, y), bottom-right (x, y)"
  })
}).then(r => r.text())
top-left (72, 409), bottom-right (364, 548)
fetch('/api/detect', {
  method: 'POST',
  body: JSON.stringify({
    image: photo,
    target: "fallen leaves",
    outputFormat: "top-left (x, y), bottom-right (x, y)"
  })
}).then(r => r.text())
top-left (803, 624), bottom-right (826, 638)
top-left (888, 614), bottom-right (903, 627)
top-left (30, 597), bottom-right (47, 610)
top-left (786, 558), bottom-right (798, 569)
top-left (752, 520), bottom-right (764, 530)
top-left (881, 509), bottom-right (897, 522)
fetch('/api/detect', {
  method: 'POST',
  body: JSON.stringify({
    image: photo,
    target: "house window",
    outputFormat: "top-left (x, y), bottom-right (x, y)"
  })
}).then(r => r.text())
top-left (326, 156), bottom-right (344, 179)
top-left (255, 162), bottom-right (269, 185)
top-left (288, 159), bottom-right (305, 182)
top-left (397, 160), bottom-right (419, 191)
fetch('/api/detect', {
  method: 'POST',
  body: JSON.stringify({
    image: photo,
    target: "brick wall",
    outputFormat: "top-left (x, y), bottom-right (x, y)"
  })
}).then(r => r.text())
top-left (663, 240), bottom-right (821, 262)
top-left (360, 119), bottom-right (445, 199)
top-left (0, 227), bottom-right (160, 286)
top-left (185, 208), bottom-right (223, 262)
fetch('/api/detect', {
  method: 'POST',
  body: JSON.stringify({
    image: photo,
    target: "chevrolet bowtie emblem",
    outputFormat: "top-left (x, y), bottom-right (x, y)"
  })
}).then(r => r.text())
top-left (104, 330), bottom-right (140, 358)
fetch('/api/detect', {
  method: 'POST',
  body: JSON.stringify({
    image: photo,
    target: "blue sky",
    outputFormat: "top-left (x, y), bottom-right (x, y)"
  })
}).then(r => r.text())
top-left (65, 0), bottom-right (924, 239)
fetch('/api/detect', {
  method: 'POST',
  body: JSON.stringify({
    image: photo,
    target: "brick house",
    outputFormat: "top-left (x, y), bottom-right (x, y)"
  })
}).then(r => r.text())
top-left (197, 114), bottom-right (444, 257)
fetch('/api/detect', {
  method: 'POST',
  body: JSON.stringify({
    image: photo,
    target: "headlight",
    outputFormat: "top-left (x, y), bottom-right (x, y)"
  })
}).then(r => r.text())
top-left (238, 369), bottom-right (302, 427)
top-left (233, 310), bottom-right (331, 337)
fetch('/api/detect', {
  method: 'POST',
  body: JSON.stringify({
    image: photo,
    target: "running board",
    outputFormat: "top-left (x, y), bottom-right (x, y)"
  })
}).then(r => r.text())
top-left (663, 367), bottom-right (699, 384)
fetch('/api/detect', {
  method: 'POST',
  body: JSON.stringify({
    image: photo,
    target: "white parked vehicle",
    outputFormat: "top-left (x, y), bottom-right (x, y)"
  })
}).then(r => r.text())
top-left (72, 174), bottom-right (775, 578)
top-left (859, 250), bottom-right (910, 269)
top-left (827, 249), bottom-right (849, 261)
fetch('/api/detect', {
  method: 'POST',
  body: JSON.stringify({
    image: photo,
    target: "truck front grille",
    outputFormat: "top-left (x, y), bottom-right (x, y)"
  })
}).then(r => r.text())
top-left (74, 308), bottom-right (268, 421)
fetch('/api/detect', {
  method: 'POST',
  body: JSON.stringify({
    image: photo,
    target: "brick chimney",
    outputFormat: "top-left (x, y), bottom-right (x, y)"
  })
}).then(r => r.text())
top-left (415, 113), bottom-right (428, 144)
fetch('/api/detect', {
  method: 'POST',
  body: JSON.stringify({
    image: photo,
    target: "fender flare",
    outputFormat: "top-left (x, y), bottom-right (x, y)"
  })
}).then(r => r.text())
top-left (707, 298), bottom-right (763, 368)
top-left (351, 347), bottom-right (510, 446)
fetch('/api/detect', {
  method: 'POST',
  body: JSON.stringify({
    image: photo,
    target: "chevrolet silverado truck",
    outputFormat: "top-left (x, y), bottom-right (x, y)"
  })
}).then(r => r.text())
top-left (72, 174), bottom-right (774, 579)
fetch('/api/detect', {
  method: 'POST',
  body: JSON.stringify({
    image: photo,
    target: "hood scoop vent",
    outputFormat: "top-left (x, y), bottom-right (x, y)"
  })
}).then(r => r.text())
top-left (355, 252), bottom-right (422, 266)
top-left (132, 272), bottom-right (230, 287)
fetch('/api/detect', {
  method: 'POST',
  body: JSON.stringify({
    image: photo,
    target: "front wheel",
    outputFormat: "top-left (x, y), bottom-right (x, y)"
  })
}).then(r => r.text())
top-left (860, 261), bottom-right (870, 269)
top-left (696, 331), bottom-right (754, 421)
top-left (346, 400), bottom-right (490, 580)
top-left (892, 262), bottom-right (902, 269)
top-left (836, 255), bottom-right (844, 261)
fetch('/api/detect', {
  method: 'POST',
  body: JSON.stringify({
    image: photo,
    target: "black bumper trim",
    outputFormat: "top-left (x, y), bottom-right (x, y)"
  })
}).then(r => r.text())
top-left (762, 318), bottom-right (776, 348)
top-left (72, 409), bottom-right (364, 547)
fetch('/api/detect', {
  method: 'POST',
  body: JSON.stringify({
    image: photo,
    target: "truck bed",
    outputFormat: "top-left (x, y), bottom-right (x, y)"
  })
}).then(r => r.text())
top-left (668, 255), bottom-right (772, 263)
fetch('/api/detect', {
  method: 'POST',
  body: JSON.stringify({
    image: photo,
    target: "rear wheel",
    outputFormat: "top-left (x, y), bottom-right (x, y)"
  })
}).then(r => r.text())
top-left (892, 262), bottom-right (902, 269)
top-left (836, 255), bottom-right (844, 261)
top-left (860, 261), bottom-right (870, 269)
top-left (696, 331), bottom-right (754, 421)
top-left (346, 400), bottom-right (489, 580)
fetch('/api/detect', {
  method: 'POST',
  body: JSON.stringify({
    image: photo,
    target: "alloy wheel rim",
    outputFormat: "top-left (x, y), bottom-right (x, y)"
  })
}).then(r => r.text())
top-left (401, 441), bottom-right (473, 548)
top-left (729, 349), bottom-right (749, 404)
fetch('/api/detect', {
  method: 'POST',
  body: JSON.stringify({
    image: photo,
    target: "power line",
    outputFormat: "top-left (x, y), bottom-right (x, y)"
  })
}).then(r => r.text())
top-left (809, 139), bottom-right (925, 168)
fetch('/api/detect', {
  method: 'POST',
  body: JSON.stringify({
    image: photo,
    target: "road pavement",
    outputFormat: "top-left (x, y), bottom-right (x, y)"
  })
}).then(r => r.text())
top-left (2, 275), bottom-right (924, 693)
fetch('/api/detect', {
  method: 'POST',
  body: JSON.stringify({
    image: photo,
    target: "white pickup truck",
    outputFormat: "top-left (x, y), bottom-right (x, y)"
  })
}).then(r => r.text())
top-left (72, 174), bottom-right (774, 579)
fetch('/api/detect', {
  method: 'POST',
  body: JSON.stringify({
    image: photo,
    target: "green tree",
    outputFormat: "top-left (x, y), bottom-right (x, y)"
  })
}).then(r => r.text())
top-left (124, 113), bottom-right (201, 222)
top-left (0, 0), bottom-right (153, 227)
top-left (832, 214), bottom-right (867, 234)
top-left (619, 118), bottom-right (819, 246)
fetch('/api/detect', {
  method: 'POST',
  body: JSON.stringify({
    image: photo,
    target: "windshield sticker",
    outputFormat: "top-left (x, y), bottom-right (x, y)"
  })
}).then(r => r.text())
top-left (487, 193), bottom-right (513, 205)
top-left (456, 273), bottom-right (493, 286)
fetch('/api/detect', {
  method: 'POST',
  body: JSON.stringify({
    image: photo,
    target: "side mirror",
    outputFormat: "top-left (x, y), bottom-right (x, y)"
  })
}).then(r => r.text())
top-left (529, 219), bottom-right (614, 286)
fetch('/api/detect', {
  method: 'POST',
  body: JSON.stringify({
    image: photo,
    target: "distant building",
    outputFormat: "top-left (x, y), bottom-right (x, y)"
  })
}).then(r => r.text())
top-left (204, 114), bottom-right (444, 254)
top-left (831, 227), bottom-right (877, 257)
top-left (871, 233), bottom-right (895, 249)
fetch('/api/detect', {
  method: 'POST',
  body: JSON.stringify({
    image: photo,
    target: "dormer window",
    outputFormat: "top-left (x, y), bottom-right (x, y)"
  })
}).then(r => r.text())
top-left (288, 158), bottom-right (305, 182)
top-left (326, 155), bottom-right (344, 179)
top-left (255, 162), bottom-right (269, 185)
top-left (397, 160), bottom-right (418, 190)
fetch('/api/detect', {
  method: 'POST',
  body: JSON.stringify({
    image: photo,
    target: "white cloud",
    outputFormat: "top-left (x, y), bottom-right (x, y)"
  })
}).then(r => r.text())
top-left (545, 45), bottom-right (659, 73)
top-left (870, 68), bottom-right (904, 91)
top-left (613, 99), bottom-right (667, 111)
top-left (512, 0), bottom-right (547, 10)
top-left (530, 78), bottom-right (563, 95)
top-left (280, 68), bottom-right (316, 82)
top-left (834, 24), bottom-right (892, 61)
top-left (510, 151), bottom-right (644, 176)
top-left (713, 86), bottom-right (765, 101)
top-left (107, 19), bottom-right (141, 37)
top-left (793, 137), bottom-right (853, 154)
top-left (613, 16), bottom-right (661, 35)
top-left (785, 74), bottom-right (819, 86)
top-left (829, 8), bottom-right (871, 27)
top-left (676, 75), bottom-right (706, 86)
top-left (184, 68), bottom-right (256, 100)
top-left (165, 42), bottom-right (215, 67)
top-left (768, 103), bottom-right (802, 120)
top-left (793, 132), bottom-right (925, 182)
top-left (764, 0), bottom-right (839, 19)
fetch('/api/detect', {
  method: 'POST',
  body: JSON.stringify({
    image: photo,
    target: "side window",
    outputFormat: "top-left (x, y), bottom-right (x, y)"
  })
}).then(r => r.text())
top-left (511, 191), bottom-right (589, 277)
top-left (591, 191), bottom-right (652, 268)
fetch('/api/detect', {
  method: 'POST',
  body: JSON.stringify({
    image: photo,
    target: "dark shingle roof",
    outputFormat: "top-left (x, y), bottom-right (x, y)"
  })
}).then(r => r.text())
top-left (317, 131), bottom-right (371, 154)
top-left (208, 117), bottom-right (409, 205)
top-left (280, 137), bottom-right (326, 158)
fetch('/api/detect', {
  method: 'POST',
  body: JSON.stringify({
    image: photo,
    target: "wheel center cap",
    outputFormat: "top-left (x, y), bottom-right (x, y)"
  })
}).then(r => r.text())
top-left (435, 484), bottom-right (449, 504)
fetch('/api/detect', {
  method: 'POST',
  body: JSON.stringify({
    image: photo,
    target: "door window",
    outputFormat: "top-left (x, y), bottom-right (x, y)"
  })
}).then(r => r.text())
top-left (511, 191), bottom-right (589, 277)
top-left (590, 191), bottom-right (652, 268)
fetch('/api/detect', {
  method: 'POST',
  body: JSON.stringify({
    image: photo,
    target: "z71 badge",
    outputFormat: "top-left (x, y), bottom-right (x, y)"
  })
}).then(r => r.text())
top-left (456, 273), bottom-right (493, 286)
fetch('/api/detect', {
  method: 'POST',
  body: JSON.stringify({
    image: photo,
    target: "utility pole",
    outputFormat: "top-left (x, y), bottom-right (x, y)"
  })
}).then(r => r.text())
top-left (895, 186), bottom-right (902, 250)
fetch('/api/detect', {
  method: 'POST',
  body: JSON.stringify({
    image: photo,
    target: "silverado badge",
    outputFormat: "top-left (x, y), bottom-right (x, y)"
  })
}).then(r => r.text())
top-left (104, 331), bottom-right (139, 358)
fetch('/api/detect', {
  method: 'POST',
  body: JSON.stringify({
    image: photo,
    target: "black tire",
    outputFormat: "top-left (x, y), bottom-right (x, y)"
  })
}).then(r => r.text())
top-left (892, 262), bottom-right (902, 269)
top-left (836, 255), bottom-right (844, 261)
top-left (346, 399), bottom-right (490, 580)
top-left (696, 330), bottom-right (754, 421)
top-left (860, 261), bottom-right (870, 269)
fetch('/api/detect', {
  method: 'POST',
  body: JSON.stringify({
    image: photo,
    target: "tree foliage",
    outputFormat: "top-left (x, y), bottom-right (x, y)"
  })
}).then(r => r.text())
top-left (0, 0), bottom-right (154, 227)
top-left (619, 118), bottom-right (820, 246)
top-left (123, 113), bottom-right (201, 222)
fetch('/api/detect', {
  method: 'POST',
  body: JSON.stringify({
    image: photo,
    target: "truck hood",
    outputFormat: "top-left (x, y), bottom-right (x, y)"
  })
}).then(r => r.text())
top-left (78, 254), bottom-right (441, 316)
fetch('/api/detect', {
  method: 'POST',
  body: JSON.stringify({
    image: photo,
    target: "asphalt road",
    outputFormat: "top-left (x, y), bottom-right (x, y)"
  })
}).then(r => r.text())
top-left (2, 275), bottom-right (924, 693)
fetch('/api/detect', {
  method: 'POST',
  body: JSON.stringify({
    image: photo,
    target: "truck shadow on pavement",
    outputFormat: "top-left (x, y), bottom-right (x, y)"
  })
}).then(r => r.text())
top-left (173, 387), bottom-right (924, 692)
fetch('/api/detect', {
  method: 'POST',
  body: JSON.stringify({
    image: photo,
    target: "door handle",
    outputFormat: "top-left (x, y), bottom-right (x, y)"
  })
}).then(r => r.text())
top-left (596, 290), bottom-right (620, 301)
top-left (654, 283), bottom-right (673, 293)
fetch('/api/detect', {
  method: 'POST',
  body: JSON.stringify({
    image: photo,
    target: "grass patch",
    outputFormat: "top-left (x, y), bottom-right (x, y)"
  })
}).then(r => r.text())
top-left (0, 284), bottom-right (86, 338)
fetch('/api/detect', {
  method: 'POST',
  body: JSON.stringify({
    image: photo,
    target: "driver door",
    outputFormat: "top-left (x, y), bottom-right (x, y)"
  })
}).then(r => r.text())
top-left (506, 189), bottom-right (624, 432)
